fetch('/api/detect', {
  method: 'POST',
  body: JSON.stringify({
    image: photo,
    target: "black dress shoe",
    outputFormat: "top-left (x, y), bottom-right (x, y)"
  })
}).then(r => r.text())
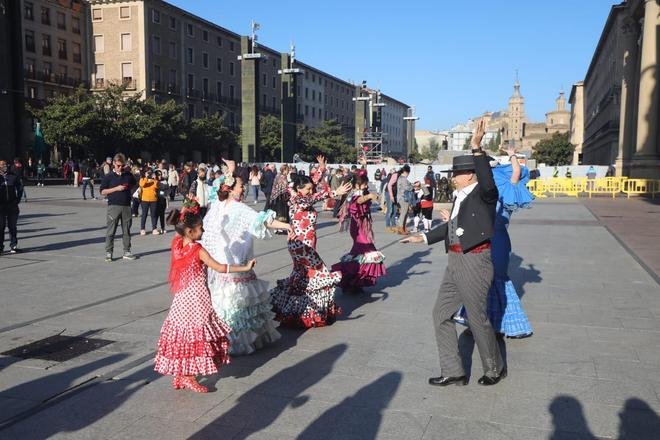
top-left (428, 376), bottom-right (468, 386)
top-left (477, 368), bottom-right (507, 386)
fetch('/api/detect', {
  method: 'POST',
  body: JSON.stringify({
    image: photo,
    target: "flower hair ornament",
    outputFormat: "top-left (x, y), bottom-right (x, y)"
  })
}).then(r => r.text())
top-left (180, 196), bottom-right (200, 221)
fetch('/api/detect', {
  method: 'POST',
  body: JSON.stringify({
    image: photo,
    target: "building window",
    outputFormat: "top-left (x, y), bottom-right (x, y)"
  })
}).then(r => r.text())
top-left (203, 78), bottom-right (209, 95)
top-left (72, 17), bottom-right (80, 34)
top-left (56, 12), bottom-right (66, 30)
top-left (153, 65), bottom-right (161, 84)
top-left (25, 31), bottom-right (35, 53)
top-left (305, 105), bottom-right (309, 116)
top-left (168, 41), bottom-right (176, 59)
top-left (312, 90), bottom-right (315, 100)
top-left (229, 62), bottom-right (234, 76)
top-left (43, 61), bottom-right (52, 77)
top-left (229, 85), bottom-right (235, 100)
top-left (41, 6), bottom-right (50, 25)
top-left (25, 58), bottom-right (35, 77)
top-left (186, 23), bottom-right (194, 37)
top-left (216, 81), bottom-right (222, 97)
top-left (169, 16), bottom-right (176, 30)
top-left (42, 34), bottom-right (51, 56)
top-left (272, 76), bottom-right (276, 89)
top-left (169, 69), bottom-right (177, 88)
top-left (95, 64), bottom-right (105, 88)
top-left (93, 35), bottom-right (104, 52)
top-left (202, 30), bottom-right (208, 42)
top-left (262, 93), bottom-right (266, 109)
top-left (72, 42), bottom-right (81, 63)
top-left (312, 107), bottom-right (316, 118)
top-left (24, 2), bottom-right (34, 20)
top-left (151, 9), bottom-right (159, 23)
top-left (229, 41), bottom-right (234, 51)
top-left (202, 52), bottom-right (209, 69)
top-left (57, 65), bottom-right (67, 81)
top-left (262, 73), bottom-right (267, 87)
top-left (187, 104), bottom-right (195, 120)
top-left (150, 35), bottom-right (159, 54)
top-left (122, 33), bottom-right (133, 52)
top-left (186, 47), bottom-right (194, 64)
top-left (187, 74), bottom-right (194, 91)
top-left (121, 62), bottom-right (133, 86)
top-left (217, 36), bottom-right (222, 47)
top-left (92, 8), bottom-right (102, 21)
top-left (272, 96), bottom-right (276, 109)
top-left (305, 88), bottom-right (308, 99)
top-left (216, 58), bottom-right (222, 73)
top-left (57, 39), bottom-right (67, 60)
top-left (318, 92), bottom-right (322, 102)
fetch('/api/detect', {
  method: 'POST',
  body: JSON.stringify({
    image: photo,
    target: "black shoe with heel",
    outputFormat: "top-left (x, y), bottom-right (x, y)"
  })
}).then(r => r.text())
top-left (428, 376), bottom-right (468, 386)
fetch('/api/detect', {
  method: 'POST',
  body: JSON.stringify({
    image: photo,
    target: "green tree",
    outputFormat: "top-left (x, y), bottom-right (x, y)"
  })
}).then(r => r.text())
top-left (298, 120), bottom-right (355, 163)
top-left (189, 112), bottom-right (239, 161)
top-left (531, 131), bottom-right (575, 166)
top-left (259, 114), bottom-right (282, 161)
top-left (422, 138), bottom-right (441, 161)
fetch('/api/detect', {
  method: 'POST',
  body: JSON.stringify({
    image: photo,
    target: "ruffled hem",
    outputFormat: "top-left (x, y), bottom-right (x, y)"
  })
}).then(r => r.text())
top-left (228, 322), bottom-right (281, 356)
top-left (154, 353), bottom-right (229, 376)
top-left (331, 260), bottom-right (386, 288)
top-left (217, 302), bottom-right (279, 332)
top-left (493, 165), bottom-right (534, 210)
top-left (488, 277), bottom-right (533, 337)
top-left (269, 279), bottom-right (341, 328)
top-left (339, 251), bottom-right (386, 265)
top-left (209, 276), bottom-right (271, 311)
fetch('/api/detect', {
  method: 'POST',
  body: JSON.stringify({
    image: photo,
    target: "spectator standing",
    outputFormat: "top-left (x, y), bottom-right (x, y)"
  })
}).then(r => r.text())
top-left (189, 166), bottom-right (210, 217)
top-left (81, 159), bottom-right (97, 200)
top-left (36, 160), bottom-right (46, 187)
top-left (155, 170), bottom-right (168, 233)
top-left (73, 160), bottom-right (81, 187)
top-left (167, 163), bottom-right (179, 201)
top-left (262, 164), bottom-right (276, 208)
top-left (396, 165), bottom-right (413, 235)
top-left (385, 168), bottom-right (399, 232)
top-left (99, 154), bottom-right (136, 262)
top-left (0, 159), bottom-right (22, 254)
top-left (101, 157), bottom-right (112, 178)
top-left (249, 165), bottom-right (261, 204)
top-left (11, 158), bottom-right (26, 202)
top-left (139, 169), bottom-right (160, 235)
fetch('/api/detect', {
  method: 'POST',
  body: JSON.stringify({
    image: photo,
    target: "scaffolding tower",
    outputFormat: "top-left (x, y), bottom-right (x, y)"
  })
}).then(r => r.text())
top-left (354, 81), bottom-right (386, 164)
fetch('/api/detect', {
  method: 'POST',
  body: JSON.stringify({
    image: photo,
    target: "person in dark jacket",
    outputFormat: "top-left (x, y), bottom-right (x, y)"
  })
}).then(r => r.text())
top-left (81, 159), bottom-right (97, 200)
top-left (0, 159), bottom-right (23, 254)
top-left (262, 164), bottom-right (276, 208)
top-left (100, 154), bottom-right (137, 262)
top-left (401, 119), bottom-right (505, 387)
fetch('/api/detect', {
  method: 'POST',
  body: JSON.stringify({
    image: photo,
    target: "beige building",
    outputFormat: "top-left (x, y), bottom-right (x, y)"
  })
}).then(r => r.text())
top-left (521, 90), bottom-right (570, 150)
top-left (582, 0), bottom-right (660, 178)
top-left (569, 81), bottom-right (584, 164)
top-left (504, 80), bottom-right (527, 147)
top-left (415, 130), bottom-right (448, 153)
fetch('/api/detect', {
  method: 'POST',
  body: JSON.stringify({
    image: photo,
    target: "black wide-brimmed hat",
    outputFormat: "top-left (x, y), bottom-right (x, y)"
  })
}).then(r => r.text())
top-left (451, 155), bottom-right (476, 173)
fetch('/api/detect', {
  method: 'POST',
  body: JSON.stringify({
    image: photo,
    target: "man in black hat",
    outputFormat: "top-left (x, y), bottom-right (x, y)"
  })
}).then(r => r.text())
top-left (402, 119), bottom-right (505, 386)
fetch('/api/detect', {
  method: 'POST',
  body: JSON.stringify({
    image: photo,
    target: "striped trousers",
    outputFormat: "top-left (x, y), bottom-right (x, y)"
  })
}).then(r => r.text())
top-left (432, 249), bottom-right (503, 378)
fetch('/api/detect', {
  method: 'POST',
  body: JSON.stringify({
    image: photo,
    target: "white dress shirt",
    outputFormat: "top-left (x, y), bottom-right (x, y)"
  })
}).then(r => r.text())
top-left (450, 182), bottom-right (478, 219)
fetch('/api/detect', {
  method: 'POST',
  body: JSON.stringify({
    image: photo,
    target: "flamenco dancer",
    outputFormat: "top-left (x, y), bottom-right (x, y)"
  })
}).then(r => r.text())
top-left (332, 174), bottom-right (386, 293)
top-left (154, 202), bottom-right (256, 393)
top-left (201, 160), bottom-right (294, 355)
top-left (267, 165), bottom-right (291, 234)
top-left (453, 147), bottom-right (534, 338)
top-left (269, 155), bottom-right (352, 328)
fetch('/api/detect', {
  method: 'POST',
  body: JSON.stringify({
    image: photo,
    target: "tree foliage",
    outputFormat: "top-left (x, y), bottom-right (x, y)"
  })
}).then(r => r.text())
top-left (531, 131), bottom-right (574, 166)
top-left (190, 113), bottom-right (239, 159)
top-left (259, 114), bottom-right (282, 161)
top-left (297, 120), bottom-right (355, 163)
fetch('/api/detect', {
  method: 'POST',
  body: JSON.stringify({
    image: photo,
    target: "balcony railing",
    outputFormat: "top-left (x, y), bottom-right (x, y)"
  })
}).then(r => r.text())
top-left (122, 78), bottom-right (136, 90)
top-left (94, 78), bottom-right (105, 89)
top-left (24, 69), bottom-right (87, 88)
top-left (58, 50), bottom-right (67, 60)
top-left (43, 46), bottom-right (51, 56)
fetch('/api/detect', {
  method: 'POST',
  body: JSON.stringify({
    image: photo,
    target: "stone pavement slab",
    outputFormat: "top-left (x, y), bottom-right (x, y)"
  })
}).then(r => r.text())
top-left (0, 187), bottom-right (659, 439)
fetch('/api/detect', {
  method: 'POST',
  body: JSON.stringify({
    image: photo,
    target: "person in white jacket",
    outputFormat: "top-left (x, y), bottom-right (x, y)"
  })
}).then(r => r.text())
top-left (167, 164), bottom-right (179, 201)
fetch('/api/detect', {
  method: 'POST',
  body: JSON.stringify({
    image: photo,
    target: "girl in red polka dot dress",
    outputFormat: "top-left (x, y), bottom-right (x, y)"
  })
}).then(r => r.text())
top-left (154, 204), bottom-right (256, 393)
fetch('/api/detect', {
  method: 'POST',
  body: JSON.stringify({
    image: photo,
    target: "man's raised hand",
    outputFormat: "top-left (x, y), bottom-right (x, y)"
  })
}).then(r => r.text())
top-left (471, 119), bottom-right (486, 149)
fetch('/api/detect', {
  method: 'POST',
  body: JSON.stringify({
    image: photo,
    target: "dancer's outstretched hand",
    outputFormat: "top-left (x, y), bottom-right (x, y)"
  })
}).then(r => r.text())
top-left (316, 155), bottom-right (327, 168)
top-left (221, 157), bottom-right (236, 175)
top-left (400, 234), bottom-right (425, 244)
top-left (336, 182), bottom-right (352, 196)
top-left (246, 259), bottom-right (257, 270)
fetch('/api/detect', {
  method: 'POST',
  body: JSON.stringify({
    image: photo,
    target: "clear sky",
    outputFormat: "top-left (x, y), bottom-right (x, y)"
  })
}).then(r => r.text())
top-left (168, 0), bottom-right (613, 131)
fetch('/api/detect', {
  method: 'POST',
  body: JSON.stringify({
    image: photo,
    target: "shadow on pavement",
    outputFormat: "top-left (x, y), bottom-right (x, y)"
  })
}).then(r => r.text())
top-left (297, 371), bottom-right (402, 439)
top-left (374, 249), bottom-right (432, 290)
top-left (190, 344), bottom-right (348, 440)
top-left (18, 226), bottom-right (106, 241)
top-left (508, 252), bottom-right (542, 299)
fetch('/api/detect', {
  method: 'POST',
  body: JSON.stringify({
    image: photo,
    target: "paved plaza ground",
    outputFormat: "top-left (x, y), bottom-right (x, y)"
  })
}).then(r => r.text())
top-left (0, 187), bottom-right (659, 439)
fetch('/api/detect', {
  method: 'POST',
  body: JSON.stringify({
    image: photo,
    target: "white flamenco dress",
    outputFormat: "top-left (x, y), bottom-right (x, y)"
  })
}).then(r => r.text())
top-left (201, 200), bottom-right (281, 355)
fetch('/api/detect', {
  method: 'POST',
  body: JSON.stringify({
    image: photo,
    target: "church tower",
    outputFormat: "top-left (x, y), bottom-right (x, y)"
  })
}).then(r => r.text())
top-left (507, 74), bottom-right (526, 146)
top-left (546, 88), bottom-right (570, 132)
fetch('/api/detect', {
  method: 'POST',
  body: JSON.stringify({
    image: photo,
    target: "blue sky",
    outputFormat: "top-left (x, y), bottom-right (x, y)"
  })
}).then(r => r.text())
top-left (169, 0), bottom-right (612, 130)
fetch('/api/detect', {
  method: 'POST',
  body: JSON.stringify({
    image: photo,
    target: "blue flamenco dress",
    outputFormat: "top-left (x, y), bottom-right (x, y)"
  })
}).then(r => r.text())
top-left (455, 164), bottom-right (534, 337)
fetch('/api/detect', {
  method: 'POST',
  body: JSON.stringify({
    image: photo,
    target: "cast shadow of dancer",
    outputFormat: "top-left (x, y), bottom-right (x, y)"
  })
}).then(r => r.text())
top-left (190, 344), bottom-right (348, 440)
top-left (297, 371), bottom-right (402, 440)
top-left (508, 252), bottom-right (542, 299)
top-left (549, 395), bottom-right (597, 440)
top-left (374, 249), bottom-right (433, 290)
top-left (618, 398), bottom-right (660, 440)
top-left (0, 354), bottom-right (156, 439)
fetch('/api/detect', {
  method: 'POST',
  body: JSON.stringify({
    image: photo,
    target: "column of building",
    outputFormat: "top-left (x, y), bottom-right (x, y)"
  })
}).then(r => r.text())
top-left (616, 14), bottom-right (640, 177)
top-left (239, 36), bottom-right (260, 162)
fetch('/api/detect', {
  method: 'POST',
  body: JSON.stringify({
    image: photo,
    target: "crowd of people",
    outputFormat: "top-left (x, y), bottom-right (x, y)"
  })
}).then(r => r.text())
top-left (2, 127), bottom-right (535, 393)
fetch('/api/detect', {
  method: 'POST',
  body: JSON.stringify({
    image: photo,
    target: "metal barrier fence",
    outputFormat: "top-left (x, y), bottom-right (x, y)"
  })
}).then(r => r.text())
top-left (526, 177), bottom-right (659, 199)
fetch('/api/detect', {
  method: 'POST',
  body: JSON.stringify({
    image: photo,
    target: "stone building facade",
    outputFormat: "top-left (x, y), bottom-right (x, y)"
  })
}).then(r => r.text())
top-left (569, 81), bottom-right (584, 164)
top-left (581, 0), bottom-right (660, 178)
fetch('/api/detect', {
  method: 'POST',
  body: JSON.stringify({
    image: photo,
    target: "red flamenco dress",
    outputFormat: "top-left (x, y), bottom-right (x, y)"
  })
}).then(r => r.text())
top-left (269, 188), bottom-right (342, 328)
top-left (154, 236), bottom-right (231, 377)
top-left (332, 193), bottom-right (386, 289)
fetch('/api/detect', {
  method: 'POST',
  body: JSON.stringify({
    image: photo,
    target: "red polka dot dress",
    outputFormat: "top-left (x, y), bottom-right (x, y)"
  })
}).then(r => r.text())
top-left (269, 188), bottom-right (342, 328)
top-left (154, 236), bottom-right (231, 376)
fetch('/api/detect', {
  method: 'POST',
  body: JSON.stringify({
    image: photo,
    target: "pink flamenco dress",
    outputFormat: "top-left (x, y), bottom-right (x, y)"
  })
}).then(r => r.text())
top-left (154, 236), bottom-right (231, 378)
top-left (332, 193), bottom-right (386, 290)
top-left (269, 187), bottom-right (343, 328)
